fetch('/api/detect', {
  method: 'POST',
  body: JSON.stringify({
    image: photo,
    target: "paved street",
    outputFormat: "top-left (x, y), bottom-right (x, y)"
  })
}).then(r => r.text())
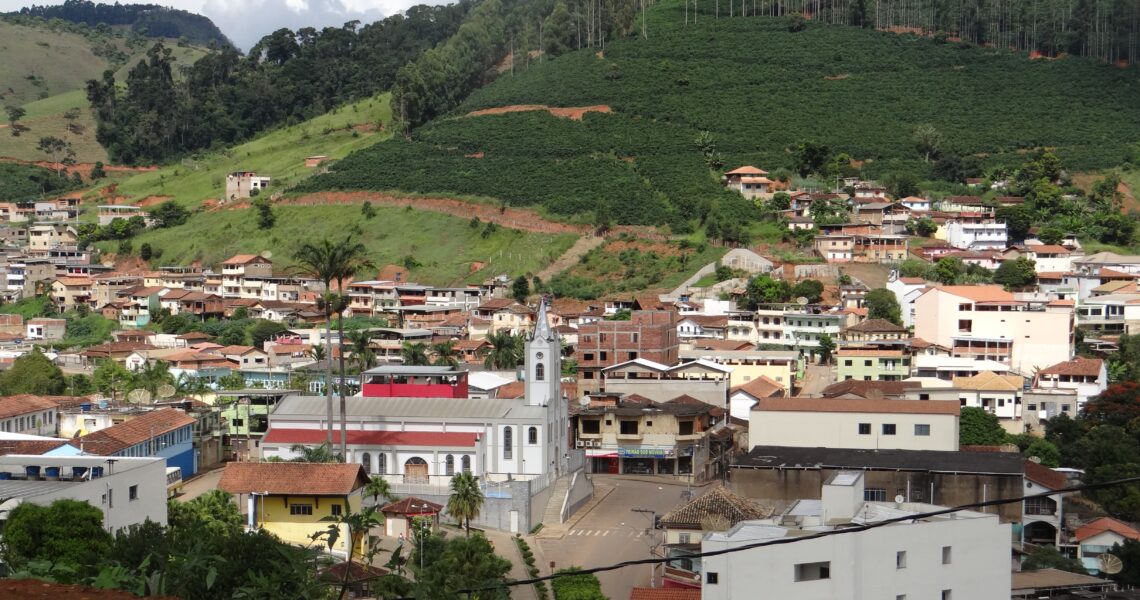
top-left (536, 475), bottom-right (705, 600)
top-left (174, 466), bottom-right (223, 501)
top-left (798, 363), bottom-right (834, 396)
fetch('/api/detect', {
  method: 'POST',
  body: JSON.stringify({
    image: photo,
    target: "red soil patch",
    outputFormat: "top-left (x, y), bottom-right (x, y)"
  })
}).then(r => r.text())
top-left (135, 195), bottom-right (173, 207)
top-left (0, 156), bottom-right (156, 178)
top-left (352, 122), bottom-right (383, 133)
top-left (606, 239), bottom-right (680, 257)
top-left (824, 74), bottom-right (849, 80)
top-left (465, 151), bottom-right (485, 159)
top-left (466, 104), bottom-right (612, 121)
top-left (2, 578), bottom-right (178, 599)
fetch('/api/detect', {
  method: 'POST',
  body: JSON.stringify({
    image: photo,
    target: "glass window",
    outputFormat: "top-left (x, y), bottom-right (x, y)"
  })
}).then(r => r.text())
top-left (129, 485), bottom-right (138, 501)
top-left (378, 453), bottom-right (387, 474)
top-left (858, 423), bottom-right (871, 435)
top-left (914, 424), bottom-right (931, 436)
top-left (864, 488), bottom-right (886, 501)
top-left (462, 455), bottom-right (471, 473)
top-left (504, 427), bottom-right (513, 459)
top-left (535, 363), bottom-right (545, 381)
top-left (361, 452), bottom-right (371, 473)
top-left (290, 504), bottom-right (313, 516)
top-left (794, 562), bottom-right (830, 582)
top-left (446, 454), bottom-right (455, 476)
top-left (883, 424), bottom-right (897, 435)
top-left (528, 427), bottom-right (538, 445)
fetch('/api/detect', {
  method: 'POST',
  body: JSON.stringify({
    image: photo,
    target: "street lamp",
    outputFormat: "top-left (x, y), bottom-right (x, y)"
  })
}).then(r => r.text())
top-left (410, 503), bottom-right (434, 571)
top-left (627, 508), bottom-right (662, 587)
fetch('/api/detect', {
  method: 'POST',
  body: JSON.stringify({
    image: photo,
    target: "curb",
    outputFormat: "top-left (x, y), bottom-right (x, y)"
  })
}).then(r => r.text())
top-left (536, 483), bottom-right (616, 540)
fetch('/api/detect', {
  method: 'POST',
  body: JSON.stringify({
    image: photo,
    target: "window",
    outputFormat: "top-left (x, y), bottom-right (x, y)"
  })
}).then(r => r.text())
top-left (858, 423), bottom-right (871, 435)
top-left (503, 427), bottom-right (513, 459)
top-left (844, 360), bottom-right (853, 366)
top-left (897, 596), bottom-right (907, 600)
top-left (620, 420), bottom-right (639, 435)
top-left (446, 454), bottom-right (455, 476)
top-left (378, 453), bottom-right (387, 474)
top-left (129, 485), bottom-right (138, 501)
top-left (535, 363), bottom-right (545, 381)
top-left (914, 424), bottom-right (931, 436)
top-left (331, 504), bottom-right (342, 516)
top-left (705, 572), bottom-right (719, 584)
top-left (233, 418), bottom-right (244, 427)
top-left (362, 452), bottom-right (371, 473)
top-left (582, 419), bottom-right (601, 434)
top-left (462, 455), bottom-right (471, 473)
top-left (864, 360), bottom-right (872, 367)
top-left (896, 551), bottom-right (907, 569)
top-left (941, 590), bottom-right (952, 600)
top-left (864, 488), bottom-right (887, 501)
top-left (882, 424), bottom-right (897, 435)
top-left (645, 420), bottom-right (653, 427)
top-left (678, 421), bottom-right (694, 436)
top-left (942, 546), bottom-right (952, 564)
top-left (678, 533), bottom-right (691, 544)
top-left (794, 562), bottom-right (830, 582)
top-left (957, 319), bottom-right (972, 332)
top-left (290, 504), bottom-right (314, 515)
top-left (919, 393), bottom-right (930, 400)
top-left (584, 353), bottom-right (595, 361)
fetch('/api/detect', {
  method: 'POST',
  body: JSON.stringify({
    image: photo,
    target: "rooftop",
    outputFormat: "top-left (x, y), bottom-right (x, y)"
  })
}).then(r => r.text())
top-left (659, 485), bottom-right (773, 529)
top-left (753, 397), bottom-right (960, 415)
top-left (75, 408), bottom-right (196, 455)
top-left (734, 445), bottom-right (1024, 475)
top-left (1038, 357), bottom-right (1104, 378)
top-left (218, 462), bottom-right (368, 496)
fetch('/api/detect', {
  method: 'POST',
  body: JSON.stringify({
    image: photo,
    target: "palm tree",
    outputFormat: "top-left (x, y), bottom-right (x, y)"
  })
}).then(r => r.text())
top-left (347, 330), bottom-right (376, 373)
top-left (289, 442), bottom-right (342, 463)
top-left (292, 236), bottom-right (373, 458)
top-left (431, 340), bottom-right (459, 368)
top-left (401, 342), bottom-right (430, 366)
top-left (174, 373), bottom-right (208, 401)
top-left (482, 331), bottom-right (523, 370)
top-left (446, 471), bottom-right (484, 536)
top-left (363, 475), bottom-right (397, 507)
top-left (308, 344), bottom-right (327, 362)
top-left (134, 359), bottom-right (174, 397)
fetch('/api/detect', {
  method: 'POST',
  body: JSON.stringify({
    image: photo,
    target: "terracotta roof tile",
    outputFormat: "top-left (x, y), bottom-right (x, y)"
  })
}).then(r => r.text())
top-left (0, 439), bottom-right (68, 455)
top-left (630, 588), bottom-right (701, 600)
top-left (1073, 517), bottom-right (1140, 543)
top-left (952, 371), bottom-right (1024, 392)
top-left (1024, 460), bottom-right (1068, 490)
top-left (931, 285), bottom-right (1015, 303)
top-left (659, 485), bottom-right (772, 529)
top-left (821, 380), bottom-right (920, 399)
top-left (1038, 357), bottom-right (1103, 378)
top-left (380, 496), bottom-right (444, 515)
top-left (845, 318), bottom-right (907, 333)
top-left (730, 375), bottom-right (785, 399)
top-left (218, 462), bottom-right (369, 496)
top-left (756, 397), bottom-right (959, 415)
top-left (76, 408), bottom-right (196, 455)
top-left (222, 254), bottom-right (266, 265)
top-left (0, 394), bottom-right (62, 419)
top-left (725, 165), bottom-right (768, 175)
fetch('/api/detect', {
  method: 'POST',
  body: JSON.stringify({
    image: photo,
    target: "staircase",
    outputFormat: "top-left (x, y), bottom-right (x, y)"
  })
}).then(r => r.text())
top-left (541, 474), bottom-right (572, 526)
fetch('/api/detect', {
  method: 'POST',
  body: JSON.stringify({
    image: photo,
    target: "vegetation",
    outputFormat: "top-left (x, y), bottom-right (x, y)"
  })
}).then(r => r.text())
top-left (2, 499), bottom-right (111, 571)
top-left (514, 536), bottom-right (549, 600)
top-left (10, 1), bottom-right (231, 47)
top-left (409, 531), bottom-right (511, 599)
top-left (551, 568), bottom-right (607, 600)
top-left (0, 162), bottom-right (84, 201)
top-left (447, 471), bottom-right (486, 536)
top-left (865, 288), bottom-right (902, 325)
top-left (1022, 545), bottom-right (1088, 575)
top-left (959, 406), bottom-right (1008, 446)
top-left (543, 238), bottom-right (726, 299)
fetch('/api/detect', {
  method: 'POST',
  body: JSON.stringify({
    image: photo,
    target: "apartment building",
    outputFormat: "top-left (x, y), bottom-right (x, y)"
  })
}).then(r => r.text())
top-left (913, 286), bottom-right (1073, 375)
top-left (576, 310), bottom-right (679, 392)
top-left (220, 254), bottom-right (273, 298)
top-left (576, 393), bottom-right (717, 477)
top-left (836, 348), bottom-right (910, 381)
top-left (945, 219), bottom-right (1008, 250)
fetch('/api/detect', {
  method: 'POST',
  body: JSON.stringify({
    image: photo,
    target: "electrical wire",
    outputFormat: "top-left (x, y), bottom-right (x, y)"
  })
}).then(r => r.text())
top-left (389, 474), bottom-right (1140, 598)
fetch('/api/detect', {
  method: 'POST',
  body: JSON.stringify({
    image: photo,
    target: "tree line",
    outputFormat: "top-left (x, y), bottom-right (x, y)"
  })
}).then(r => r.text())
top-left (85, 3), bottom-right (474, 163)
top-left (12, 0), bottom-right (232, 47)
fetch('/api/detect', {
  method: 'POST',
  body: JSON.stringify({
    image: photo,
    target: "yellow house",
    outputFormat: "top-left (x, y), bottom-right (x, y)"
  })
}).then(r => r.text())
top-left (219, 462), bottom-right (371, 558)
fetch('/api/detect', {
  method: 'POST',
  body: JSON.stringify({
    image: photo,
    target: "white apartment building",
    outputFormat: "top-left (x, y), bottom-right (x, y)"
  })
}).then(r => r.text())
top-left (701, 471), bottom-right (1010, 600)
top-left (749, 397), bottom-right (960, 451)
top-left (0, 455), bottom-right (168, 532)
top-left (945, 220), bottom-right (1008, 250)
top-left (914, 286), bottom-right (1073, 376)
top-left (754, 308), bottom-right (786, 343)
top-left (781, 311), bottom-right (842, 359)
top-left (887, 274), bottom-right (929, 328)
top-left (1076, 293), bottom-right (1140, 335)
top-left (1032, 357), bottom-right (1108, 406)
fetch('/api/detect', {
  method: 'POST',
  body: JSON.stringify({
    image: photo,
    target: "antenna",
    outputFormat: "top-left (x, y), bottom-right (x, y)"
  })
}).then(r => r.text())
top-left (261, 250), bottom-right (273, 259)
top-left (126, 389), bottom-right (152, 405)
top-left (796, 297), bottom-right (809, 306)
top-left (157, 384), bottom-right (176, 399)
top-left (1099, 553), bottom-right (1123, 575)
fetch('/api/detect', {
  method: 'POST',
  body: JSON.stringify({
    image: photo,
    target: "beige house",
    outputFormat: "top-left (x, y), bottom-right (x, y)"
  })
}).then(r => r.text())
top-left (952, 371), bottom-right (1025, 429)
top-left (225, 171), bottom-right (271, 200)
top-left (576, 394), bottom-right (719, 477)
top-left (27, 224), bottom-right (77, 256)
top-left (50, 276), bottom-right (93, 311)
top-left (914, 285), bottom-right (1073, 376)
top-left (723, 166), bottom-right (774, 199)
top-left (679, 349), bottom-right (796, 388)
top-left (749, 397), bottom-right (960, 451)
top-left (220, 254), bottom-right (273, 298)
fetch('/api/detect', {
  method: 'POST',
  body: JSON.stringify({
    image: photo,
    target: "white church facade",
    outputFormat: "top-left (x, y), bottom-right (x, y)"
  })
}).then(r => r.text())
top-left (259, 300), bottom-right (571, 487)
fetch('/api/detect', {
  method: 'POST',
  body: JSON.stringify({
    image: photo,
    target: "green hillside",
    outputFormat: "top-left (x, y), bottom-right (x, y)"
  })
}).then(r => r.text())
top-left (302, 4), bottom-right (1140, 228)
top-left (99, 94), bottom-right (394, 207)
top-left (97, 204), bottom-right (576, 286)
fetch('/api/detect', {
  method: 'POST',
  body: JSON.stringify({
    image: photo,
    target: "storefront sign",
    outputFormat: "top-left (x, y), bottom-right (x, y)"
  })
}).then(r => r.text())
top-left (619, 447), bottom-right (676, 459)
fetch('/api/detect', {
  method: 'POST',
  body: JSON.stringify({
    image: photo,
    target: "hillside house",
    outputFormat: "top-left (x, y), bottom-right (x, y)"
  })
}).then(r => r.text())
top-left (27, 224), bottom-right (77, 256)
top-left (723, 166), bottom-right (773, 199)
top-left (952, 371), bottom-right (1025, 423)
top-left (576, 310), bottom-right (679, 392)
top-left (601, 358), bottom-right (731, 405)
top-left (25, 317), bottom-right (66, 341)
top-left (225, 171), bottom-right (271, 200)
top-left (659, 485), bottom-right (773, 590)
top-left (836, 348), bottom-right (910, 381)
top-left (221, 254), bottom-right (273, 298)
top-left (97, 205), bottom-right (150, 226)
top-left (945, 219), bottom-right (1008, 250)
top-left (1032, 357), bottom-right (1107, 405)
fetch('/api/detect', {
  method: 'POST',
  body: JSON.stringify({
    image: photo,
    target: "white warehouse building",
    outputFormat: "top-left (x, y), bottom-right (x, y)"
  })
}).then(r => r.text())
top-left (701, 471), bottom-right (1010, 600)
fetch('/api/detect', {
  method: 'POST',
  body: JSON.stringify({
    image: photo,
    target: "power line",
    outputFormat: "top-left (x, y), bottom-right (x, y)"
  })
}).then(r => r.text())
top-left (393, 474), bottom-right (1140, 599)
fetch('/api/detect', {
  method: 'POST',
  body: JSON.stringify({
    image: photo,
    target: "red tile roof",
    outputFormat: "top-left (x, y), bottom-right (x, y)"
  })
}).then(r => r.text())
top-left (262, 428), bottom-right (479, 447)
top-left (756, 397), bottom-right (959, 415)
top-left (845, 318), bottom-right (907, 333)
top-left (0, 439), bottom-right (69, 455)
top-left (0, 394), bottom-right (61, 419)
top-left (725, 165), bottom-right (768, 175)
top-left (222, 254), bottom-right (267, 265)
top-left (76, 408), bottom-right (196, 455)
top-left (218, 462), bottom-right (369, 496)
top-left (1024, 460), bottom-right (1068, 490)
top-left (1038, 357), bottom-right (1104, 377)
top-left (1073, 517), bottom-right (1140, 543)
top-left (731, 375), bottom-right (785, 399)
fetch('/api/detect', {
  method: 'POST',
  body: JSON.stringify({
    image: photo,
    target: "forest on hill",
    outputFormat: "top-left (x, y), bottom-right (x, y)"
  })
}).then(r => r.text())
top-left (10, 0), bottom-right (231, 47)
top-left (81, 2), bottom-right (476, 163)
top-left (302, 5), bottom-right (1140, 233)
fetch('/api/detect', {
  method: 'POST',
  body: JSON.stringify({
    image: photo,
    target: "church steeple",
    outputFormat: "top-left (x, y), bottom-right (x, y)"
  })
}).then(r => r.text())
top-left (525, 297), bottom-right (560, 407)
top-left (532, 297), bottom-right (554, 342)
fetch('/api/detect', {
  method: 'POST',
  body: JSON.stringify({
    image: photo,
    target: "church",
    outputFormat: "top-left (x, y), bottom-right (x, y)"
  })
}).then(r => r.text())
top-left (259, 300), bottom-right (570, 486)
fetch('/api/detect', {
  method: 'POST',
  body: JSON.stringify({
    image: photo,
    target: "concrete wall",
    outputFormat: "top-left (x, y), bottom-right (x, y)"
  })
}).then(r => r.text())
top-left (749, 410), bottom-right (958, 451)
top-left (730, 467), bottom-right (1023, 523)
top-left (530, 479), bottom-right (554, 532)
top-left (565, 471), bottom-right (594, 519)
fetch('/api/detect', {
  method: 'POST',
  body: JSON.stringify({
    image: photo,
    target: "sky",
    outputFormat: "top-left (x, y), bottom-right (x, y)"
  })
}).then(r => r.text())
top-left (0, 0), bottom-right (447, 50)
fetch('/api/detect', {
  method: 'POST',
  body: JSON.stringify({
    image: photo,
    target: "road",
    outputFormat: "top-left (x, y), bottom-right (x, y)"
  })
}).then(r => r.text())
top-left (175, 466), bottom-right (223, 501)
top-left (798, 363), bottom-right (834, 396)
top-left (536, 476), bottom-right (700, 600)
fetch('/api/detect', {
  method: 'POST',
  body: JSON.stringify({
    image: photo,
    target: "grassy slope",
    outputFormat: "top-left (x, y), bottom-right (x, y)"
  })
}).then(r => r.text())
top-left (0, 90), bottom-right (106, 162)
top-left (100, 94), bottom-right (394, 207)
top-left (305, 2), bottom-right (1140, 227)
top-left (101, 204), bottom-right (577, 286)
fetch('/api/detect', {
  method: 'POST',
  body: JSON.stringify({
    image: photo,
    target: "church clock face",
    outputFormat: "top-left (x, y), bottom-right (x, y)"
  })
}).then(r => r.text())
top-left (536, 352), bottom-right (544, 359)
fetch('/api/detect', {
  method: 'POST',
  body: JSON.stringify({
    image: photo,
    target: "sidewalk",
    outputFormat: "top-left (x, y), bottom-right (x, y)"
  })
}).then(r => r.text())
top-left (483, 529), bottom-right (539, 600)
top-left (535, 479), bottom-right (617, 540)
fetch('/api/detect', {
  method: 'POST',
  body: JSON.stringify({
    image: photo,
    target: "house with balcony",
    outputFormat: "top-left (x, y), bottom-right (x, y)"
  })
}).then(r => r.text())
top-left (676, 315), bottom-right (728, 340)
top-left (952, 371), bottom-right (1024, 425)
top-left (1076, 293), bottom-right (1140, 335)
top-left (49, 276), bottom-right (93, 311)
top-left (660, 485), bottom-right (773, 590)
top-left (1023, 460), bottom-right (1067, 547)
top-left (27, 224), bottom-right (78, 257)
top-left (840, 318), bottom-right (908, 343)
top-left (723, 166), bottom-right (774, 199)
top-left (1032, 357), bottom-right (1107, 406)
top-left (576, 310), bottom-right (679, 393)
top-left (914, 285), bottom-right (1073, 376)
top-left (1004, 244), bottom-right (1077, 273)
top-left (899, 196), bottom-right (932, 212)
top-left (601, 358), bottom-right (731, 405)
top-left (679, 349), bottom-right (797, 389)
top-left (368, 327), bottom-right (433, 363)
top-left (945, 219), bottom-right (1008, 250)
top-left (836, 348), bottom-right (910, 381)
top-left (576, 393), bottom-right (720, 477)
top-left (220, 254), bottom-right (273, 298)
top-left (780, 311), bottom-right (842, 360)
top-left (814, 233), bottom-right (854, 262)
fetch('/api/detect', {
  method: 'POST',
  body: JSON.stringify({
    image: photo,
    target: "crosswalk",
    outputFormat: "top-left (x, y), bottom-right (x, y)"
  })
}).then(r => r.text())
top-left (566, 528), bottom-right (646, 538)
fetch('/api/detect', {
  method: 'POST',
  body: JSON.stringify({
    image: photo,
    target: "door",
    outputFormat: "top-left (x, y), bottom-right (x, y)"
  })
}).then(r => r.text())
top-left (404, 457), bottom-right (428, 483)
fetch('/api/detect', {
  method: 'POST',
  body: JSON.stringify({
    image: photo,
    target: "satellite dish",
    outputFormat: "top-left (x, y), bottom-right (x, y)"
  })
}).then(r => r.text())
top-left (893, 495), bottom-right (905, 504)
top-left (127, 389), bottom-right (152, 405)
top-left (796, 296), bottom-right (809, 305)
top-left (1000, 443), bottom-right (1020, 453)
top-left (157, 384), bottom-right (176, 399)
top-left (261, 250), bottom-right (273, 259)
top-left (1100, 553), bottom-right (1124, 575)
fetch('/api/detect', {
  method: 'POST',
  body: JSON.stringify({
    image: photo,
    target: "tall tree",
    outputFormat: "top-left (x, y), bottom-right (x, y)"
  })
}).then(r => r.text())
top-left (402, 342), bottom-right (431, 366)
top-left (865, 288), bottom-right (903, 325)
top-left (482, 331), bottom-right (522, 369)
top-left (432, 340), bottom-right (460, 368)
top-left (446, 471), bottom-right (485, 536)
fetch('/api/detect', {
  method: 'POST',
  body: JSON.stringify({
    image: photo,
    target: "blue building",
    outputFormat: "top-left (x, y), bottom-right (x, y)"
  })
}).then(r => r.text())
top-left (76, 407), bottom-right (198, 477)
